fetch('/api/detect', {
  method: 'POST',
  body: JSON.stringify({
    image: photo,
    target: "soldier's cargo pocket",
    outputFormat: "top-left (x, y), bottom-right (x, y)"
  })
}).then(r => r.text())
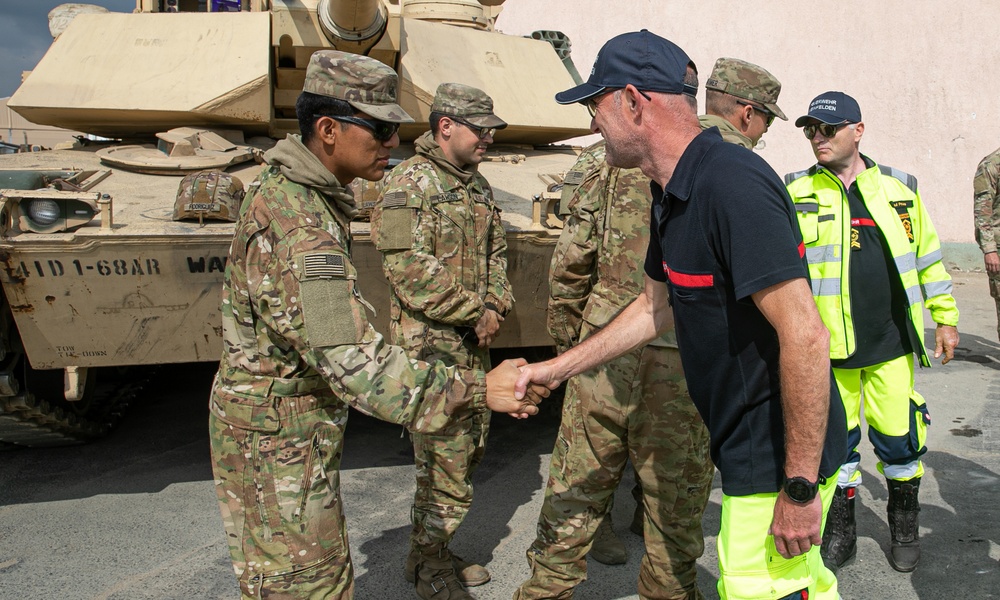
top-left (273, 417), bottom-right (348, 561)
top-left (246, 411), bottom-right (349, 586)
top-left (210, 388), bottom-right (281, 433)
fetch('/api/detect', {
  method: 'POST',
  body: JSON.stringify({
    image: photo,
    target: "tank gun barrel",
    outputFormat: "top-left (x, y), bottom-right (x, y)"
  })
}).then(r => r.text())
top-left (317, 0), bottom-right (386, 53)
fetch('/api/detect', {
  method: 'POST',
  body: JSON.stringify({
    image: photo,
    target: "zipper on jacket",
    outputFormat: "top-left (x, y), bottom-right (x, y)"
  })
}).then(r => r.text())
top-left (294, 433), bottom-right (320, 521)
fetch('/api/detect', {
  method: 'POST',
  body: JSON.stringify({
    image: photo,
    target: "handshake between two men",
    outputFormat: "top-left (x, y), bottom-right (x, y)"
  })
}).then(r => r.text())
top-left (483, 358), bottom-right (559, 419)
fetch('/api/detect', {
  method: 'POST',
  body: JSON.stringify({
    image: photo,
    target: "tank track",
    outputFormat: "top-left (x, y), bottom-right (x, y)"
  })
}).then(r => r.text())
top-left (0, 369), bottom-right (146, 447)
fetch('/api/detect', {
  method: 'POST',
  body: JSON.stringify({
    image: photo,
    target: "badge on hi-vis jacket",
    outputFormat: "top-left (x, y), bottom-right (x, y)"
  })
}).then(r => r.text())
top-left (304, 253), bottom-right (347, 279)
top-left (891, 200), bottom-right (914, 242)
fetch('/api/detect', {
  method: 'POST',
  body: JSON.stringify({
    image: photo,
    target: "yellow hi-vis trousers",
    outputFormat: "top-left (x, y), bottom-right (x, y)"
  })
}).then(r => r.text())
top-left (834, 353), bottom-right (928, 486)
top-left (717, 478), bottom-right (838, 600)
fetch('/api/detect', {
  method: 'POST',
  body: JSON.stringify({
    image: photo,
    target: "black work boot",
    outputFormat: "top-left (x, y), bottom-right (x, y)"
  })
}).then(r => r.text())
top-left (413, 544), bottom-right (475, 599)
top-left (887, 477), bottom-right (921, 572)
top-left (820, 486), bottom-right (857, 572)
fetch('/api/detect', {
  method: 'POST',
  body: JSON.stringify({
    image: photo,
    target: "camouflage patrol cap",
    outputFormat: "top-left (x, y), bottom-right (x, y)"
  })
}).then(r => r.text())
top-left (173, 170), bottom-right (245, 223)
top-left (431, 83), bottom-right (507, 129)
top-left (303, 50), bottom-right (414, 123)
top-left (705, 57), bottom-right (788, 121)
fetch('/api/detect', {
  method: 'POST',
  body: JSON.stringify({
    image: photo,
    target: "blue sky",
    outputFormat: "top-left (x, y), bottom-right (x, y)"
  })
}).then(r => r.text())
top-left (0, 1), bottom-right (135, 98)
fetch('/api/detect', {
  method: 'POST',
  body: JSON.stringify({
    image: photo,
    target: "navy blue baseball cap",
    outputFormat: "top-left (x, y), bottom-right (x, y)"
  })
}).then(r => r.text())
top-left (794, 91), bottom-right (863, 127)
top-left (555, 29), bottom-right (698, 105)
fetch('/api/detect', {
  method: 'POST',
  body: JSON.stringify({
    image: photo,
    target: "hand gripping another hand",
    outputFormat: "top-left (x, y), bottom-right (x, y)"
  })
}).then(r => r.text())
top-left (485, 358), bottom-right (552, 419)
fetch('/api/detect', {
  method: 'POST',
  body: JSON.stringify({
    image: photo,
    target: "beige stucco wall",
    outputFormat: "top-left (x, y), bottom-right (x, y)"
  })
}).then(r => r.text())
top-left (496, 0), bottom-right (1000, 256)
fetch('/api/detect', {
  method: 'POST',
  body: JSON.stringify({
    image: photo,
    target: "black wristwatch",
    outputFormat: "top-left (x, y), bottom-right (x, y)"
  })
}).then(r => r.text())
top-left (783, 476), bottom-right (820, 504)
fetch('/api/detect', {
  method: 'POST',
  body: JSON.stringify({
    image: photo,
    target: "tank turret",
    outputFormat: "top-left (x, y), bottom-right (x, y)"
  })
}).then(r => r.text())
top-left (0, 0), bottom-right (589, 446)
top-left (9, 0), bottom-right (591, 143)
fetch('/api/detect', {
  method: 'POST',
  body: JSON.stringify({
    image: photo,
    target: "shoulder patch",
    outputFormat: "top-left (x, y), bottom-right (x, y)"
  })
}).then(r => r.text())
top-left (382, 191), bottom-right (408, 209)
top-left (564, 170), bottom-right (586, 186)
top-left (302, 253), bottom-right (347, 279)
top-left (878, 164), bottom-right (918, 193)
top-left (374, 208), bottom-right (415, 251)
top-left (300, 278), bottom-right (364, 346)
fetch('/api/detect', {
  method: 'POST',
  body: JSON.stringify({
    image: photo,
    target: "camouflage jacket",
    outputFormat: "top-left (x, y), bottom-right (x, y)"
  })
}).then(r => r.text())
top-left (974, 146), bottom-right (1000, 254)
top-left (698, 114), bottom-right (754, 150)
top-left (547, 140), bottom-right (676, 351)
top-left (371, 134), bottom-right (514, 358)
top-left (211, 152), bottom-right (484, 435)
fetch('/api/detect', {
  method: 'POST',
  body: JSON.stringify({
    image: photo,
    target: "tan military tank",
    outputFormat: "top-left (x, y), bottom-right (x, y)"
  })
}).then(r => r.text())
top-left (0, 0), bottom-right (590, 446)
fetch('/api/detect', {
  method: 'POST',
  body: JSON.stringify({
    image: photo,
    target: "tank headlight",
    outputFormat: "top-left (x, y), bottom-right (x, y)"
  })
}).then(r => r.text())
top-left (26, 199), bottom-right (61, 226)
top-left (1, 190), bottom-right (102, 234)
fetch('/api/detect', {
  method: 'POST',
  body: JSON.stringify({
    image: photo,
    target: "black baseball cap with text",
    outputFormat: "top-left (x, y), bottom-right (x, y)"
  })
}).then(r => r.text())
top-left (794, 91), bottom-right (862, 127)
top-left (555, 29), bottom-right (697, 105)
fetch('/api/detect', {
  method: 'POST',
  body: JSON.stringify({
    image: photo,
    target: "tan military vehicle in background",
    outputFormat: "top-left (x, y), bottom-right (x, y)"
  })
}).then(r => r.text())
top-left (0, 0), bottom-right (591, 446)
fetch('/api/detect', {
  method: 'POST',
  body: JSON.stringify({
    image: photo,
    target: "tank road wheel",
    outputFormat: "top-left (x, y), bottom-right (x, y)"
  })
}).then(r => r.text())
top-left (0, 296), bottom-right (146, 447)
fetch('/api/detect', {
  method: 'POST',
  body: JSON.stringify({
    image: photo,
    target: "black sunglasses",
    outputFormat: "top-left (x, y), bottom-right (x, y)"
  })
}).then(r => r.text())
top-left (738, 101), bottom-right (775, 127)
top-left (320, 114), bottom-right (399, 142)
top-left (451, 118), bottom-right (497, 140)
top-left (803, 122), bottom-right (847, 140)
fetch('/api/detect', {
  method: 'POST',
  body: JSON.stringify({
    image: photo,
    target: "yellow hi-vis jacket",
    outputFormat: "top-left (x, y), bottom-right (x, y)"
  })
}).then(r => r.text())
top-left (785, 158), bottom-right (959, 367)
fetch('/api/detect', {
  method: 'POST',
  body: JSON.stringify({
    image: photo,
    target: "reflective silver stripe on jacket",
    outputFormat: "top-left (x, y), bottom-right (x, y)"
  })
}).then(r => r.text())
top-left (811, 278), bottom-right (841, 296)
top-left (894, 252), bottom-right (917, 275)
top-left (807, 245), bottom-right (840, 264)
top-left (905, 285), bottom-right (923, 307)
top-left (915, 249), bottom-right (943, 271)
top-left (922, 279), bottom-right (953, 299)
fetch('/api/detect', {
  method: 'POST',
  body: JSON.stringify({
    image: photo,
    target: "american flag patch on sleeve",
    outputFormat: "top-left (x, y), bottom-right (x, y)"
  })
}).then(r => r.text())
top-left (382, 191), bottom-right (407, 208)
top-left (303, 253), bottom-right (347, 279)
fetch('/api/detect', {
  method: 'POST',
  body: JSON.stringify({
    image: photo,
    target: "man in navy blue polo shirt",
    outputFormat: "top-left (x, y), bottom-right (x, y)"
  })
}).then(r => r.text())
top-left (515, 30), bottom-right (847, 599)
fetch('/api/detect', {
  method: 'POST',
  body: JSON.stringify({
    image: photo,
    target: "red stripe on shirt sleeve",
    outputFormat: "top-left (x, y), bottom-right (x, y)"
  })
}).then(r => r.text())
top-left (798, 241), bottom-right (805, 258)
top-left (850, 218), bottom-right (876, 227)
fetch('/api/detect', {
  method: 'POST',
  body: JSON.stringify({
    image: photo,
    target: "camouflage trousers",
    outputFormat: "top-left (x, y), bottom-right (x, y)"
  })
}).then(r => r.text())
top-left (515, 345), bottom-right (714, 600)
top-left (990, 271), bottom-right (1000, 341)
top-left (410, 408), bottom-right (491, 549)
top-left (409, 344), bottom-right (491, 551)
top-left (209, 388), bottom-right (354, 599)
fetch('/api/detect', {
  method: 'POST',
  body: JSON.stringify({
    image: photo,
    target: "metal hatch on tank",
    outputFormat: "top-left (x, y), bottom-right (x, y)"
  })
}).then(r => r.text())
top-left (0, 0), bottom-right (591, 446)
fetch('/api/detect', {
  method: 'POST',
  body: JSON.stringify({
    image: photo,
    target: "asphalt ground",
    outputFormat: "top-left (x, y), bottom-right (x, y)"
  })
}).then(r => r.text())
top-left (1, 271), bottom-right (998, 599)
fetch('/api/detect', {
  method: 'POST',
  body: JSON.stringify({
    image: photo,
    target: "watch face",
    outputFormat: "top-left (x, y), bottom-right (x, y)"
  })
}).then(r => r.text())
top-left (785, 478), bottom-right (816, 503)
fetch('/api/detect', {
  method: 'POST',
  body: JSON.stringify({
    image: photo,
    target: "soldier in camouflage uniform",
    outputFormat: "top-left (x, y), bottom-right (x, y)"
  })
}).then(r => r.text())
top-left (514, 140), bottom-right (715, 600)
top-left (370, 82), bottom-right (513, 599)
top-left (974, 146), bottom-right (1000, 340)
top-left (208, 51), bottom-right (544, 600)
top-left (699, 57), bottom-right (787, 149)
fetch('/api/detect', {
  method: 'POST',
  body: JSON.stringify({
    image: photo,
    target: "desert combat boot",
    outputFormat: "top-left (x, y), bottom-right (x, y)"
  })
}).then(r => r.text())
top-left (412, 544), bottom-right (480, 599)
top-left (406, 546), bottom-right (490, 588)
top-left (589, 514), bottom-right (628, 565)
